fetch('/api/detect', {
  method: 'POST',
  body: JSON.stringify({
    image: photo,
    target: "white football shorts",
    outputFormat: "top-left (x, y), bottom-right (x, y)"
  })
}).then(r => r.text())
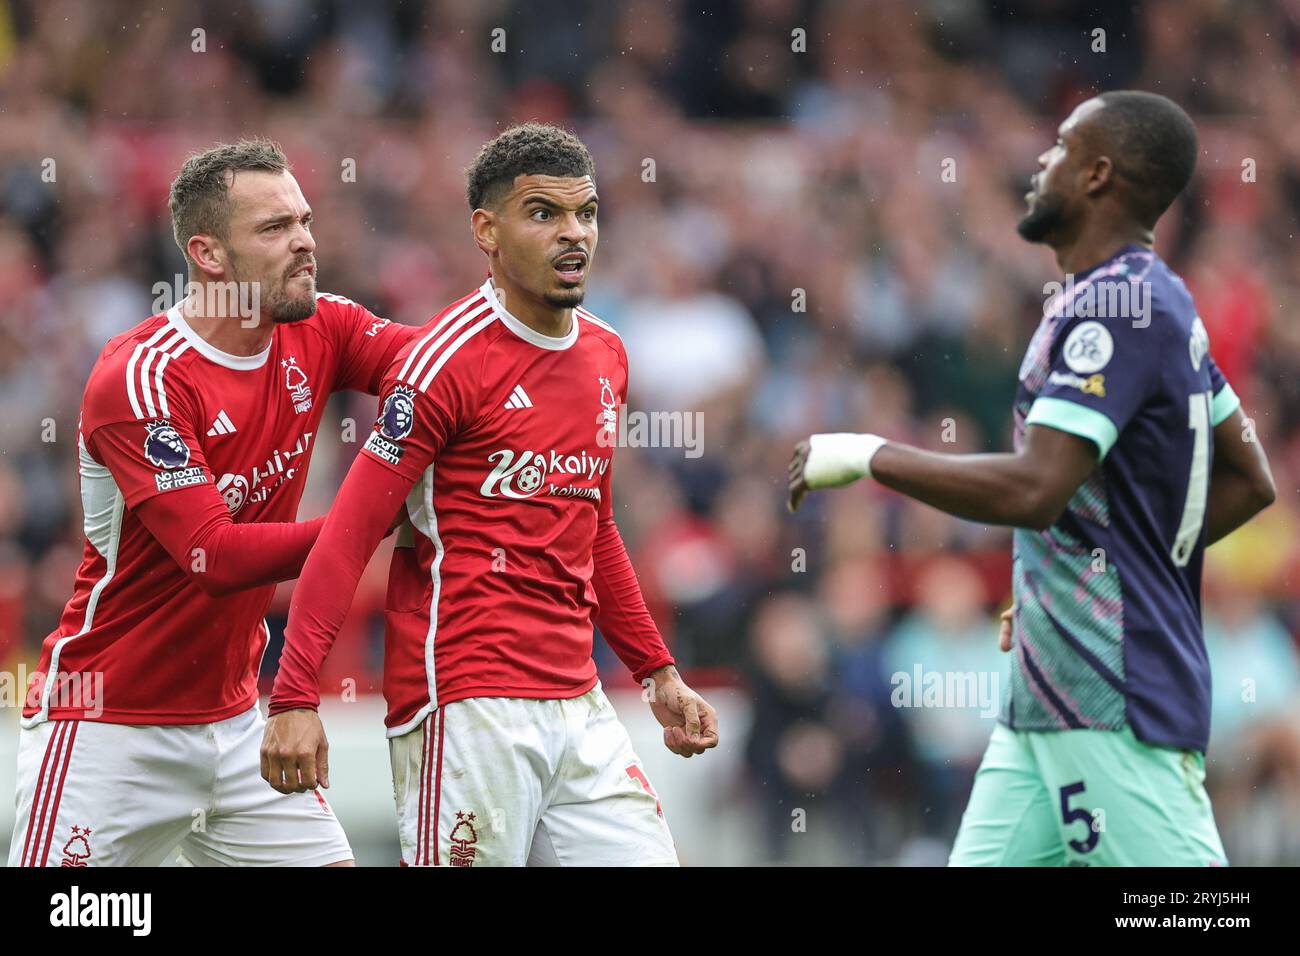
top-left (389, 683), bottom-right (677, 866)
top-left (8, 704), bottom-right (353, 867)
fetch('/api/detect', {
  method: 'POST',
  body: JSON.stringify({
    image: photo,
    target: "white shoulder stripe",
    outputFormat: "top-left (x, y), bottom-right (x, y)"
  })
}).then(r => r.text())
top-left (577, 308), bottom-right (620, 338)
top-left (398, 295), bottom-right (487, 383)
top-left (401, 296), bottom-right (489, 385)
top-left (125, 348), bottom-right (145, 419)
top-left (153, 354), bottom-right (171, 417)
top-left (125, 325), bottom-right (173, 419)
top-left (404, 300), bottom-right (492, 387)
top-left (152, 340), bottom-right (191, 418)
top-left (137, 331), bottom-right (183, 418)
top-left (418, 312), bottom-right (498, 392)
top-left (138, 330), bottom-right (185, 419)
top-left (126, 326), bottom-right (190, 420)
top-left (136, 348), bottom-right (159, 417)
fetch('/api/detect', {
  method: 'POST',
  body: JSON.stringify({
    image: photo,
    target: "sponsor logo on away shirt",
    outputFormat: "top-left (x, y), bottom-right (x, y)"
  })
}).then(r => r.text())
top-left (1048, 371), bottom-right (1107, 397)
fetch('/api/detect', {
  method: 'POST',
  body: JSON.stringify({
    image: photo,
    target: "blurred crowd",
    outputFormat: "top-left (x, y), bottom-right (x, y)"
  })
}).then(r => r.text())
top-left (0, 0), bottom-right (1298, 864)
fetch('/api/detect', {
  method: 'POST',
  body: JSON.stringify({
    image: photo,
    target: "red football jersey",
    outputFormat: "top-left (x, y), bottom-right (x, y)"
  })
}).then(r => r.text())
top-left (23, 293), bottom-right (415, 726)
top-left (358, 280), bottom-right (666, 734)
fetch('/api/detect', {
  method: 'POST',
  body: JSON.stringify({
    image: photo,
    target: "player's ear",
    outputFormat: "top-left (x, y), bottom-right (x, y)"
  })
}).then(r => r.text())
top-left (1084, 155), bottom-right (1115, 197)
top-left (186, 234), bottom-right (227, 279)
top-left (470, 208), bottom-right (499, 257)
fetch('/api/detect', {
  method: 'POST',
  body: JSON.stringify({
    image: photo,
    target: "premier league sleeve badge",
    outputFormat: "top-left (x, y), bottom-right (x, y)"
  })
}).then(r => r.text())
top-left (380, 386), bottom-right (417, 440)
top-left (363, 386), bottom-right (417, 466)
top-left (143, 420), bottom-right (191, 469)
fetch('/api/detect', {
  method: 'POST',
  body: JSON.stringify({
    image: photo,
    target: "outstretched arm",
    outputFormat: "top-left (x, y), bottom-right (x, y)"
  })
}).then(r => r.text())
top-left (788, 423), bottom-right (1098, 530)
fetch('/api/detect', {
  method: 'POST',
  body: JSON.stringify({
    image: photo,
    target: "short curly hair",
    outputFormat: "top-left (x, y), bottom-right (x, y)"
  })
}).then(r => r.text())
top-left (465, 123), bottom-right (595, 210)
top-left (168, 139), bottom-right (290, 270)
top-left (1093, 91), bottom-right (1197, 227)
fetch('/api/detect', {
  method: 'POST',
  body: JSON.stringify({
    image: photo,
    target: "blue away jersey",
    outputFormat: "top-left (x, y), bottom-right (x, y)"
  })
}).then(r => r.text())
top-left (1005, 244), bottom-right (1240, 753)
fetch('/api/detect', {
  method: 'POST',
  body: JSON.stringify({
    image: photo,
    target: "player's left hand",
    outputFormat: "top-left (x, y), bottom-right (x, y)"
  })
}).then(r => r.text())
top-left (261, 708), bottom-right (331, 793)
top-left (646, 665), bottom-right (719, 758)
top-left (998, 605), bottom-right (1015, 652)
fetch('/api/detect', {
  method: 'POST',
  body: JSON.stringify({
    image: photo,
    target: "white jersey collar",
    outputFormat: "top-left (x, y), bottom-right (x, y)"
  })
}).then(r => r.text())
top-left (481, 278), bottom-right (579, 351)
top-left (166, 304), bottom-right (272, 371)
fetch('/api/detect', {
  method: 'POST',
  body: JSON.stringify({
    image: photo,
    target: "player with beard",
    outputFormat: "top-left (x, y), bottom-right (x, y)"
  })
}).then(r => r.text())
top-left (788, 92), bottom-right (1276, 865)
top-left (263, 123), bottom-right (718, 866)
top-left (11, 140), bottom-right (420, 866)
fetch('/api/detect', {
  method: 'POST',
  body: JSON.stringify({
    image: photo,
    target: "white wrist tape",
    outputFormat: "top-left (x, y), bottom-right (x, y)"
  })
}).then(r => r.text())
top-left (803, 433), bottom-right (887, 488)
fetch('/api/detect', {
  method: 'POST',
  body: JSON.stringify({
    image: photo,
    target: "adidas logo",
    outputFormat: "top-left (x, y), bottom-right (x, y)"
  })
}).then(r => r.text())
top-left (206, 410), bottom-right (237, 436)
top-left (503, 384), bottom-right (533, 410)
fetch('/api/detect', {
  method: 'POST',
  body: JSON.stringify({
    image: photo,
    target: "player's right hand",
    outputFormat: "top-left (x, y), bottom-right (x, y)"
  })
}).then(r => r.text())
top-left (787, 440), bottom-right (812, 512)
top-left (261, 708), bottom-right (330, 793)
top-left (788, 433), bottom-right (887, 512)
top-left (998, 606), bottom-right (1015, 652)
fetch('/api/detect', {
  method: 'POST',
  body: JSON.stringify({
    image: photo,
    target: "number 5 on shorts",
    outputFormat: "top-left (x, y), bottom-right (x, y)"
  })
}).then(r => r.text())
top-left (1059, 781), bottom-right (1099, 854)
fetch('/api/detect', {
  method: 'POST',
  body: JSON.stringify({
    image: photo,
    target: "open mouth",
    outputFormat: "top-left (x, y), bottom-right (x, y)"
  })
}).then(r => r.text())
top-left (553, 252), bottom-right (587, 282)
top-left (290, 262), bottom-right (315, 280)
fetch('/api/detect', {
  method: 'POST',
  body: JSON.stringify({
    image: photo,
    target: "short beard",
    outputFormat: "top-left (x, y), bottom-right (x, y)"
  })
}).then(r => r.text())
top-left (225, 253), bottom-right (317, 325)
top-left (269, 286), bottom-right (318, 324)
top-left (265, 271), bottom-right (318, 324)
top-left (1016, 193), bottom-right (1067, 244)
top-left (544, 286), bottom-right (585, 309)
